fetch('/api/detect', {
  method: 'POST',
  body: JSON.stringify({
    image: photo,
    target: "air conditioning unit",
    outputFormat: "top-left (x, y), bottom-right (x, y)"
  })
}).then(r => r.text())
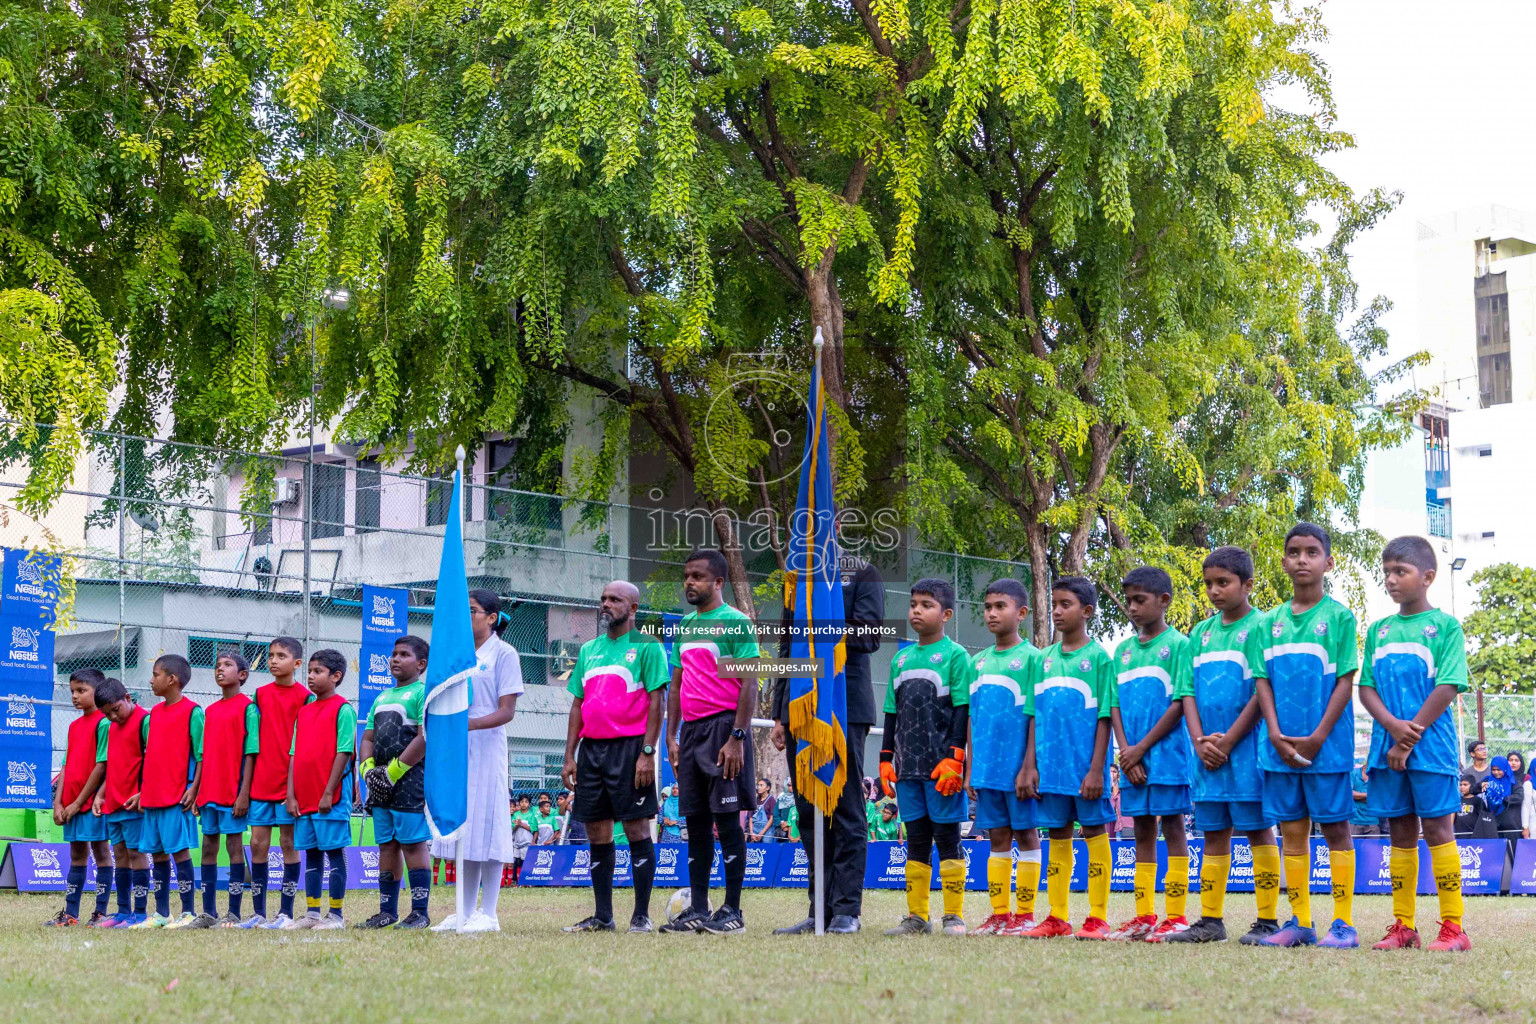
top-left (273, 478), bottom-right (301, 505)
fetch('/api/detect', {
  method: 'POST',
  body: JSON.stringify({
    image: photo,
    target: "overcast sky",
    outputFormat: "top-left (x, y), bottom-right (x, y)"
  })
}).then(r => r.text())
top-left (1305, 0), bottom-right (1536, 366)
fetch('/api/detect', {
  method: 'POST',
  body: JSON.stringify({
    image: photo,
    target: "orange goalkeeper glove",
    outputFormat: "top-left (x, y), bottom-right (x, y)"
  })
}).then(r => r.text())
top-left (878, 758), bottom-right (898, 798)
top-left (931, 747), bottom-right (966, 797)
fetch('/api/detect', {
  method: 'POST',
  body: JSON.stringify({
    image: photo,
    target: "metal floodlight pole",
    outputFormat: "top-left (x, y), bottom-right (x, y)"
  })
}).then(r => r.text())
top-left (304, 312), bottom-right (317, 652)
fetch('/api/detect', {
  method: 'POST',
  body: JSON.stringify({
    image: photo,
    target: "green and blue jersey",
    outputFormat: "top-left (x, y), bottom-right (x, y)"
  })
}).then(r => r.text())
top-left (1113, 628), bottom-right (1190, 786)
top-left (1173, 609), bottom-right (1267, 802)
top-left (1360, 609), bottom-right (1468, 777)
top-left (1027, 640), bottom-right (1116, 796)
top-left (967, 640), bottom-right (1039, 792)
top-left (1255, 596), bottom-right (1359, 775)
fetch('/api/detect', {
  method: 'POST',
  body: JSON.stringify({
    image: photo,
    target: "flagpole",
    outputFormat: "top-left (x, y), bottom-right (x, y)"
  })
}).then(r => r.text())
top-left (812, 327), bottom-right (826, 938)
top-left (454, 443), bottom-right (467, 930)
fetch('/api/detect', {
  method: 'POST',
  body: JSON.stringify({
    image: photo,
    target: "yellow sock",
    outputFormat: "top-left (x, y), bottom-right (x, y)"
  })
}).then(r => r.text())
top-left (904, 859), bottom-right (931, 920)
top-left (940, 858), bottom-right (966, 918)
top-left (1015, 851), bottom-right (1041, 917)
top-left (1429, 841), bottom-right (1463, 926)
top-left (987, 855), bottom-right (1011, 917)
top-left (1283, 852), bottom-right (1311, 929)
top-left (1086, 833), bottom-right (1111, 922)
top-left (1252, 844), bottom-right (1281, 921)
top-left (1164, 855), bottom-right (1189, 920)
top-left (1390, 845), bottom-right (1418, 930)
top-left (1134, 861), bottom-right (1156, 917)
top-left (1329, 848), bottom-right (1355, 926)
top-left (329, 896), bottom-right (344, 913)
top-left (306, 895), bottom-right (321, 912)
top-left (1200, 854), bottom-right (1230, 920)
top-left (1047, 839), bottom-right (1072, 920)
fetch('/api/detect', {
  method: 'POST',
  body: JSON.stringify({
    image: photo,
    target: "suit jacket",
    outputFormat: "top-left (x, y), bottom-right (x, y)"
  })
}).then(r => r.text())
top-left (773, 556), bottom-right (885, 728)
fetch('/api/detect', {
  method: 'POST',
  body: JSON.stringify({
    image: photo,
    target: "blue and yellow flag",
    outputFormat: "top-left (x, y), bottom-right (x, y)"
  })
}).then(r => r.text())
top-left (785, 338), bottom-right (848, 816)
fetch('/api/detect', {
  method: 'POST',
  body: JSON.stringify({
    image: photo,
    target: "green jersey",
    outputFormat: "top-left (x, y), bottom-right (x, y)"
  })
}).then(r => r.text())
top-left (884, 636), bottom-right (975, 780)
top-left (1113, 628), bottom-right (1190, 786)
top-left (1360, 608), bottom-right (1468, 776)
top-left (365, 679), bottom-right (426, 811)
top-left (1028, 640), bottom-right (1117, 796)
top-left (968, 640), bottom-right (1038, 791)
top-left (870, 814), bottom-right (901, 841)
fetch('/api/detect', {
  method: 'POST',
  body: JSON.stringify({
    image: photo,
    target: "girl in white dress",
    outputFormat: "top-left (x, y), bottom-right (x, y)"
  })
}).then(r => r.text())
top-left (433, 589), bottom-right (524, 933)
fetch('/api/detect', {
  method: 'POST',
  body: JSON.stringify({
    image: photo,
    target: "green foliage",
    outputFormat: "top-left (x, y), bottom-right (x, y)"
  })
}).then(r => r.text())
top-left (1465, 563), bottom-right (1536, 695)
top-left (0, 0), bottom-right (1408, 634)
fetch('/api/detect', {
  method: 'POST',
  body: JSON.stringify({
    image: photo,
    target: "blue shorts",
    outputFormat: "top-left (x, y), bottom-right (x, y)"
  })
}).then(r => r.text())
top-left (1261, 771), bottom-right (1353, 825)
top-left (63, 812), bottom-right (108, 843)
top-left (1193, 799), bottom-right (1273, 833)
top-left (372, 807), bottom-right (430, 846)
top-left (894, 779), bottom-right (969, 825)
top-left (1118, 783), bottom-right (1193, 819)
top-left (246, 798), bottom-right (296, 828)
top-left (1035, 791), bottom-right (1116, 830)
top-left (295, 809), bottom-right (352, 851)
top-left (973, 787), bottom-right (1036, 831)
top-left (1364, 768), bottom-right (1460, 820)
top-left (199, 803), bottom-right (250, 836)
top-left (138, 806), bottom-right (198, 854)
top-left (106, 810), bottom-right (143, 849)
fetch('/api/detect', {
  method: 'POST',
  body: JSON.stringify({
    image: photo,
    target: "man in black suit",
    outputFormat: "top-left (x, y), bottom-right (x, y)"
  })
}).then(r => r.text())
top-left (770, 549), bottom-right (885, 934)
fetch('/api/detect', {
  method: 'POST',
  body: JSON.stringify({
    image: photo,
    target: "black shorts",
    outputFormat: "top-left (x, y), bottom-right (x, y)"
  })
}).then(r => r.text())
top-left (675, 712), bottom-right (757, 818)
top-left (575, 734), bottom-right (659, 823)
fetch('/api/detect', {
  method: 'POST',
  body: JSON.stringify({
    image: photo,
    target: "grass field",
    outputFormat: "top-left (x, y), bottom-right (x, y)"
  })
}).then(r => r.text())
top-left (2, 887), bottom-right (1532, 1023)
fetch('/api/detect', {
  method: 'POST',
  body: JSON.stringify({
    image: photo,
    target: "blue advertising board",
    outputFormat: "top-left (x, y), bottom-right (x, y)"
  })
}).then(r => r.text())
top-left (4, 843), bottom-right (380, 892)
top-left (0, 548), bottom-right (60, 810)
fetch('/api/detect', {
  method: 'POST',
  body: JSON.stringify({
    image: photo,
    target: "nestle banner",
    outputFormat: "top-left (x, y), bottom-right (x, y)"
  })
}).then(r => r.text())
top-left (5, 842), bottom-right (100, 891)
top-left (1510, 839), bottom-right (1536, 894)
top-left (0, 548), bottom-right (60, 811)
top-left (1419, 839), bottom-right (1504, 896)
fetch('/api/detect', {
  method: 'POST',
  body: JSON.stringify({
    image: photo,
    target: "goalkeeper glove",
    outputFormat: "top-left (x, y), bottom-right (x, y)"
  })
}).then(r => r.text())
top-left (878, 757), bottom-right (898, 798)
top-left (359, 757), bottom-right (376, 774)
top-left (931, 747), bottom-right (966, 797)
top-left (385, 758), bottom-right (410, 784)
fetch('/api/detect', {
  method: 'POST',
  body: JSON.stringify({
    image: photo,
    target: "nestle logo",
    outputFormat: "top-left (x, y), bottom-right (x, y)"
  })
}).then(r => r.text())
top-left (10, 625), bottom-right (39, 653)
top-left (535, 850), bottom-right (554, 867)
top-left (372, 595), bottom-right (393, 619)
top-left (369, 653), bottom-right (390, 674)
top-left (16, 559), bottom-right (45, 586)
top-left (360, 850), bottom-right (379, 869)
top-left (1116, 847), bottom-right (1137, 867)
top-left (29, 847), bottom-right (59, 869)
top-left (7, 760), bottom-right (36, 785)
top-left (659, 848), bottom-right (678, 867)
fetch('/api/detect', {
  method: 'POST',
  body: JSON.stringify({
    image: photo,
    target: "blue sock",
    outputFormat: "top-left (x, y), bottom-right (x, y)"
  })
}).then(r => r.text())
top-left (201, 861), bottom-right (218, 915)
top-left (281, 860), bottom-right (300, 917)
top-left (228, 860), bottom-right (245, 918)
top-left (152, 859), bottom-right (171, 917)
top-left (380, 871), bottom-right (399, 917)
top-left (115, 865), bottom-right (132, 916)
top-left (131, 867), bottom-right (149, 915)
top-left (175, 856), bottom-right (195, 914)
top-left (250, 860), bottom-right (268, 918)
top-left (93, 860), bottom-right (111, 915)
top-left (327, 850), bottom-right (346, 916)
top-left (64, 865), bottom-right (85, 918)
top-left (408, 867), bottom-right (431, 913)
top-left (304, 850), bottom-right (323, 915)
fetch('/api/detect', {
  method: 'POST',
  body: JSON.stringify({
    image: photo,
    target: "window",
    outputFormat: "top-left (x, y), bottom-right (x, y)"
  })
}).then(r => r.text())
top-left (1478, 446), bottom-right (1493, 458)
top-left (188, 636), bottom-right (271, 670)
top-left (355, 458), bottom-right (381, 534)
top-left (425, 472), bottom-right (453, 527)
top-left (312, 462), bottom-right (346, 539)
top-left (1475, 272), bottom-right (1512, 406)
top-left (250, 515), bottom-right (273, 546)
top-left (484, 438), bottom-right (560, 530)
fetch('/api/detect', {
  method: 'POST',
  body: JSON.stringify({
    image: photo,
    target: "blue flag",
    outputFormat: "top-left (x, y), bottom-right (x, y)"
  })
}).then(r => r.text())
top-left (423, 469), bottom-right (474, 842)
top-left (785, 340), bottom-right (848, 816)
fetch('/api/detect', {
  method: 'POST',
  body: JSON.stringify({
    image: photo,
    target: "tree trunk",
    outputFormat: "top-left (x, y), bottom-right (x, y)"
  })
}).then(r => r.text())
top-left (1027, 521), bottom-right (1052, 646)
top-left (709, 502), bottom-right (759, 622)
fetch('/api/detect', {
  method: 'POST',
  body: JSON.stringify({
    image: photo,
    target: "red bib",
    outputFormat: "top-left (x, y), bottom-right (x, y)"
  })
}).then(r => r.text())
top-left (251, 681), bottom-right (310, 801)
top-left (198, 694), bottom-right (252, 807)
top-left (60, 710), bottom-right (105, 807)
top-left (140, 697), bottom-right (199, 810)
top-left (101, 706), bottom-right (148, 815)
top-left (291, 694), bottom-right (347, 814)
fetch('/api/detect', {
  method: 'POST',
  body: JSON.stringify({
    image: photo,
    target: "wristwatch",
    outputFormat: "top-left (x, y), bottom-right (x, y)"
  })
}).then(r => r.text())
top-left (731, 728), bottom-right (748, 741)
top-left (641, 743), bottom-right (656, 756)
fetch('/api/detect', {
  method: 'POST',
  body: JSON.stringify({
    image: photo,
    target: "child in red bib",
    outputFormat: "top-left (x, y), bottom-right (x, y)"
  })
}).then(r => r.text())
top-left (247, 636), bottom-right (311, 928)
top-left (189, 653), bottom-right (259, 927)
top-left (46, 669), bottom-right (112, 926)
top-left (283, 649), bottom-right (356, 929)
top-left (96, 678), bottom-right (150, 926)
top-left (129, 654), bottom-right (204, 928)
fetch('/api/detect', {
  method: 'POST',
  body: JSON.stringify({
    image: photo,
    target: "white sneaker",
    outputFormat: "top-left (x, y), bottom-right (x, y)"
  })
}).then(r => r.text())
top-left (458, 911), bottom-right (500, 934)
top-left (312, 915), bottom-right (345, 931)
top-left (259, 913), bottom-right (291, 930)
top-left (430, 913), bottom-right (461, 933)
top-left (281, 914), bottom-right (320, 930)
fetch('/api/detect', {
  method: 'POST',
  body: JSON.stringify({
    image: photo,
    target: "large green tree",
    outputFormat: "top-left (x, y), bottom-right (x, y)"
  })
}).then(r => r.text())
top-left (2, 0), bottom-right (1410, 631)
top-left (1465, 563), bottom-right (1536, 696)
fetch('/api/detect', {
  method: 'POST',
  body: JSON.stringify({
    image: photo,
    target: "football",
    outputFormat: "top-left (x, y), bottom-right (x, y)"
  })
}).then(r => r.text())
top-left (664, 888), bottom-right (708, 923)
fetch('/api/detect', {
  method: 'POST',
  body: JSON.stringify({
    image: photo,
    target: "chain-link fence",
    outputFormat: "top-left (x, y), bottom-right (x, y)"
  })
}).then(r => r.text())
top-left (0, 423), bottom-right (1036, 784)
